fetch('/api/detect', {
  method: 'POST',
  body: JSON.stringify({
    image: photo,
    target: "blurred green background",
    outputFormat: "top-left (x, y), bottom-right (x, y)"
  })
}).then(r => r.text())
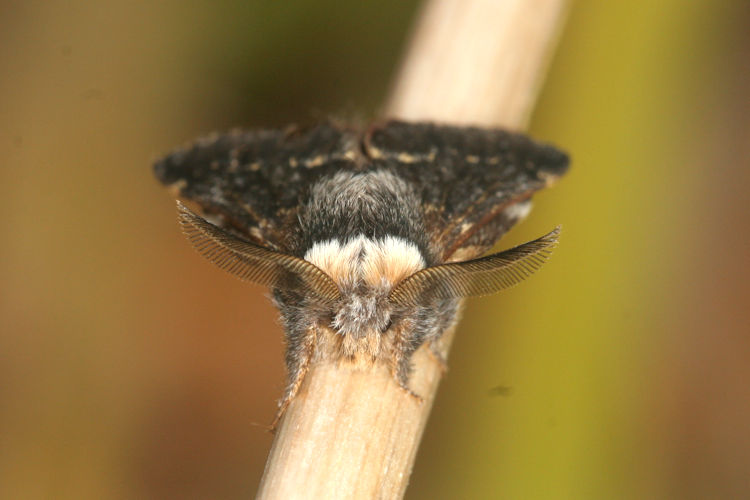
top-left (1, 1), bottom-right (749, 498)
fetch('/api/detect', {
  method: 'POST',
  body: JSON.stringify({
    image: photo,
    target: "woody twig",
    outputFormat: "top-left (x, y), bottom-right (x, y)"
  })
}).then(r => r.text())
top-left (256, 0), bottom-right (569, 498)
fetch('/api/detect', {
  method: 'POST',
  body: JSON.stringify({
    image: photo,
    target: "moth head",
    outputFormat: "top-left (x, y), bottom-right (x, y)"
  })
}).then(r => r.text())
top-left (303, 235), bottom-right (425, 337)
top-left (176, 202), bottom-right (559, 336)
top-left (304, 229), bottom-right (560, 336)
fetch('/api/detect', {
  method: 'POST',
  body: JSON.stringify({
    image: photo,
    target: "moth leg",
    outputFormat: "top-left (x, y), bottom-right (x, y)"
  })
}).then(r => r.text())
top-left (390, 325), bottom-right (424, 403)
top-left (270, 326), bottom-right (317, 431)
top-left (427, 340), bottom-right (448, 374)
top-left (394, 365), bottom-right (424, 404)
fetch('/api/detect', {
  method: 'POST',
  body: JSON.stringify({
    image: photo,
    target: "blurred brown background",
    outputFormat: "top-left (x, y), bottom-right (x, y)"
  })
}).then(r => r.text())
top-left (1, 1), bottom-right (749, 498)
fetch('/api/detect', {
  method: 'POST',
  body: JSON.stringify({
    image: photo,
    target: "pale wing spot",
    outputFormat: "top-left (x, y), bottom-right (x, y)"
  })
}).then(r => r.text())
top-left (504, 200), bottom-right (533, 222)
top-left (447, 246), bottom-right (482, 262)
top-left (367, 145), bottom-right (384, 159)
top-left (459, 222), bottom-right (473, 234)
top-left (166, 178), bottom-right (187, 197)
top-left (304, 155), bottom-right (327, 168)
top-left (539, 170), bottom-right (562, 186)
top-left (396, 152), bottom-right (419, 163)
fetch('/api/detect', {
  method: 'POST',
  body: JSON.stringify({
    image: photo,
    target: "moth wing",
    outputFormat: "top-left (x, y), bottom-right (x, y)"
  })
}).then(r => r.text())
top-left (154, 122), bottom-right (360, 252)
top-left (364, 121), bottom-right (569, 262)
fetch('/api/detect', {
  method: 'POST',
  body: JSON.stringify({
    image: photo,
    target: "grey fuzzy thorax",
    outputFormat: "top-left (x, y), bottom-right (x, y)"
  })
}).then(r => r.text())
top-left (296, 169), bottom-right (434, 264)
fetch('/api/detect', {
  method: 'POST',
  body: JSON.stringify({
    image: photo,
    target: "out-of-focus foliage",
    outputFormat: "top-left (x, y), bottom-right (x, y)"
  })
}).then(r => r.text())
top-left (0, 1), bottom-right (748, 499)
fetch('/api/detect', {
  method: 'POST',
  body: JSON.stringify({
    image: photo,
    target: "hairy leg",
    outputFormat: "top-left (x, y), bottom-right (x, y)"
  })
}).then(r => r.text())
top-left (389, 323), bottom-right (424, 403)
top-left (271, 326), bottom-right (317, 430)
top-left (427, 340), bottom-right (448, 373)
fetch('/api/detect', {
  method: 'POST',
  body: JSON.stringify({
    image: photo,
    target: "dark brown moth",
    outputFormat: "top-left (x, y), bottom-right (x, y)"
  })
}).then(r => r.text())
top-left (154, 120), bottom-right (568, 419)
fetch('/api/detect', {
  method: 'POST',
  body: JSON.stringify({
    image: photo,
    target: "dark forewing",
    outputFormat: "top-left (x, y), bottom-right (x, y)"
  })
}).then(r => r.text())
top-left (154, 122), bottom-right (361, 251)
top-left (364, 121), bottom-right (569, 261)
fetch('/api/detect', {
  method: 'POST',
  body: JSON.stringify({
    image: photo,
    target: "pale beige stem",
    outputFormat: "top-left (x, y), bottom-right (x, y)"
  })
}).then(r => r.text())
top-left (256, 1), bottom-right (569, 498)
top-left (387, 0), bottom-right (569, 128)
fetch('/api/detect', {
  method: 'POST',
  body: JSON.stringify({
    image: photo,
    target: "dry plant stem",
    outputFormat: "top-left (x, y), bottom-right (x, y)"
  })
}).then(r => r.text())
top-left (388, 0), bottom-right (569, 128)
top-left (257, 0), bottom-right (568, 498)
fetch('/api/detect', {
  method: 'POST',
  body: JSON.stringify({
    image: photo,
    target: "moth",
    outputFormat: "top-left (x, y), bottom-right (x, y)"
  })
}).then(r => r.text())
top-left (154, 120), bottom-right (568, 419)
